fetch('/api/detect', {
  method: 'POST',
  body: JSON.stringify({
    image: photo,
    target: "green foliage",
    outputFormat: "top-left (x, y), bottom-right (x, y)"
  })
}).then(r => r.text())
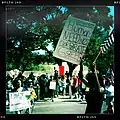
top-left (6, 6), bottom-right (114, 75)
top-left (28, 63), bottom-right (40, 71)
top-left (38, 64), bottom-right (46, 71)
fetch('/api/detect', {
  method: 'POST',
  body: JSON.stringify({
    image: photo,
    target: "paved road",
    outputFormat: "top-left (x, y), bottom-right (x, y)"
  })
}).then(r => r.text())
top-left (32, 99), bottom-right (87, 114)
top-left (6, 96), bottom-right (87, 114)
top-left (6, 95), bottom-right (108, 114)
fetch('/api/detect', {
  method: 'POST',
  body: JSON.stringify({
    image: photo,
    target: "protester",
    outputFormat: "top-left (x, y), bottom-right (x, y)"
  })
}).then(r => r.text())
top-left (68, 76), bottom-right (73, 99)
top-left (72, 75), bottom-right (79, 99)
top-left (12, 79), bottom-right (26, 114)
top-left (28, 72), bottom-right (35, 80)
top-left (54, 70), bottom-right (59, 97)
top-left (102, 75), bottom-right (106, 86)
top-left (57, 76), bottom-right (61, 95)
top-left (81, 81), bottom-right (86, 101)
top-left (33, 76), bottom-right (39, 101)
top-left (12, 78), bottom-right (26, 92)
top-left (39, 74), bottom-right (46, 100)
top-left (61, 75), bottom-right (66, 96)
top-left (101, 75), bottom-right (108, 100)
top-left (65, 71), bottom-right (71, 96)
top-left (85, 63), bottom-right (105, 114)
top-left (46, 73), bottom-right (49, 79)
top-left (6, 73), bottom-right (13, 106)
top-left (17, 72), bottom-right (25, 82)
top-left (45, 73), bottom-right (49, 97)
top-left (104, 80), bottom-right (114, 113)
top-left (26, 80), bottom-right (37, 107)
top-left (49, 76), bottom-right (56, 102)
top-left (76, 76), bottom-right (82, 100)
top-left (65, 71), bottom-right (70, 84)
top-left (6, 73), bottom-right (13, 91)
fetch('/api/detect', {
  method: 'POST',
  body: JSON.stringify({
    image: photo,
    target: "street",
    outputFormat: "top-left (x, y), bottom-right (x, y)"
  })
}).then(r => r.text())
top-left (6, 95), bottom-right (108, 114)
top-left (6, 96), bottom-right (87, 114)
top-left (32, 97), bottom-right (87, 114)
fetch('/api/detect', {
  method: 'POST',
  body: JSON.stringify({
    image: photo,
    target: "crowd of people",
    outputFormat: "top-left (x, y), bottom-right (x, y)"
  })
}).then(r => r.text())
top-left (6, 70), bottom-right (83, 102)
top-left (6, 63), bottom-right (114, 114)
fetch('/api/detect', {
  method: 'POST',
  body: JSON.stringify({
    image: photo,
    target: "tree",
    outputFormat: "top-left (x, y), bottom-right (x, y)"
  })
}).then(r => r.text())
top-left (6, 6), bottom-right (61, 72)
top-left (6, 6), bottom-right (114, 75)
top-left (64, 6), bottom-right (114, 74)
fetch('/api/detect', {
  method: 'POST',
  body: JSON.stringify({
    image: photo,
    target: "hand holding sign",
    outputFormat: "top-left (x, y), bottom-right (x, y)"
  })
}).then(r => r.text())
top-left (53, 16), bottom-right (96, 65)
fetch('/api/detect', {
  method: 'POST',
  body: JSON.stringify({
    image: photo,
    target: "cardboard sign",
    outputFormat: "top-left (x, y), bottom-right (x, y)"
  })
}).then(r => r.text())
top-left (49, 81), bottom-right (56, 90)
top-left (9, 91), bottom-right (31, 112)
top-left (53, 16), bottom-right (96, 64)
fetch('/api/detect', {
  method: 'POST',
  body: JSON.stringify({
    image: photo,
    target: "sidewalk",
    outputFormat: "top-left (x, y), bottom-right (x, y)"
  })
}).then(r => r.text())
top-left (35, 95), bottom-right (87, 103)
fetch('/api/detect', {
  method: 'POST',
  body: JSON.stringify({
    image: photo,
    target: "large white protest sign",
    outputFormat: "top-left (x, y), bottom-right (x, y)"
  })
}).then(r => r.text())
top-left (53, 16), bottom-right (96, 65)
top-left (9, 91), bottom-right (31, 112)
top-left (49, 81), bottom-right (56, 90)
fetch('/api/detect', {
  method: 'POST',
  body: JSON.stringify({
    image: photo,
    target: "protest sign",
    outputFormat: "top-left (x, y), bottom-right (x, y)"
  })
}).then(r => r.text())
top-left (9, 91), bottom-right (31, 112)
top-left (49, 81), bottom-right (56, 90)
top-left (53, 16), bottom-right (96, 65)
top-left (59, 66), bottom-right (64, 76)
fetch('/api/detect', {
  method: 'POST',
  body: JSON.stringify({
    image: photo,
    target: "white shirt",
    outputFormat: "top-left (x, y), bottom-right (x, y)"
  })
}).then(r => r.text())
top-left (105, 85), bottom-right (114, 97)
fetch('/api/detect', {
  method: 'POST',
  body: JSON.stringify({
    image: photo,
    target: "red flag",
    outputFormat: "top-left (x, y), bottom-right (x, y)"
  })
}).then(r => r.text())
top-left (59, 66), bottom-right (64, 76)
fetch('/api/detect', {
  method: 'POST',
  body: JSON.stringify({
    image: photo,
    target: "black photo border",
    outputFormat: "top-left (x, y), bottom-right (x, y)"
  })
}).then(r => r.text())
top-left (0, 0), bottom-right (119, 119)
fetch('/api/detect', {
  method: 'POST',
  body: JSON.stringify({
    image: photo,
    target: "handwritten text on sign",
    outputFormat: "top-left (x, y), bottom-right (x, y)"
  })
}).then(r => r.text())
top-left (53, 16), bottom-right (96, 65)
top-left (9, 91), bottom-right (31, 112)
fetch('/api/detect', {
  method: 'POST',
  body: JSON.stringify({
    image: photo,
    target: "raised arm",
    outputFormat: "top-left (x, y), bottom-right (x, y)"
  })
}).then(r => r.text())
top-left (92, 63), bottom-right (101, 92)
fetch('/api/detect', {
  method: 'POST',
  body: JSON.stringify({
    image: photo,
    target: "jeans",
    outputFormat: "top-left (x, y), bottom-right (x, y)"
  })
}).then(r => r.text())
top-left (62, 87), bottom-right (66, 95)
top-left (50, 89), bottom-right (55, 100)
top-left (56, 85), bottom-right (59, 96)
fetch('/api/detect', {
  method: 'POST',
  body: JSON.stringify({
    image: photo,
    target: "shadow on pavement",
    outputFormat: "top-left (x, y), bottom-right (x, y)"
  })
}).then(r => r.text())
top-left (59, 97), bottom-right (71, 99)
top-left (61, 100), bottom-right (87, 104)
top-left (61, 100), bottom-right (81, 102)
top-left (78, 102), bottom-right (87, 104)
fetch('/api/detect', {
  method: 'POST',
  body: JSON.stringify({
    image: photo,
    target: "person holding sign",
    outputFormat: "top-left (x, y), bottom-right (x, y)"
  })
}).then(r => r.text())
top-left (12, 79), bottom-right (27, 114)
top-left (49, 76), bottom-right (56, 102)
top-left (85, 63), bottom-right (105, 114)
top-left (12, 79), bottom-right (26, 92)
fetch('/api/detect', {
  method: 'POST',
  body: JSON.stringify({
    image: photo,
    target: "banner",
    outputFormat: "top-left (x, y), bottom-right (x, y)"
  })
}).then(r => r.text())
top-left (9, 91), bottom-right (31, 112)
top-left (53, 16), bottom-right (96, 65)
top-left (49, 81), bottom-right (56, 90)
